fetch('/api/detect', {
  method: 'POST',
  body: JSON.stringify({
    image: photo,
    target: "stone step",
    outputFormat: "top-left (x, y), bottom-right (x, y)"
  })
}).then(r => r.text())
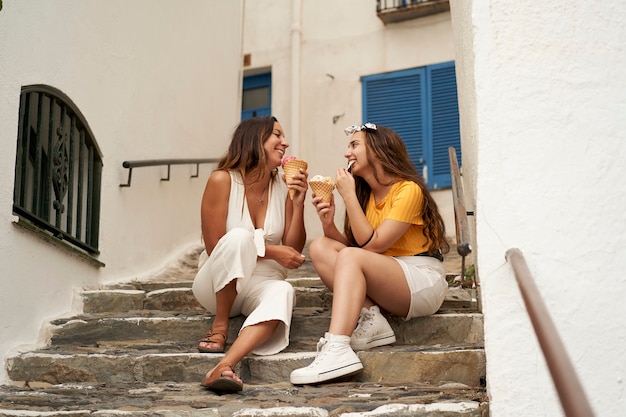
top-left (2, 245), bottom-right (487, 416)
top-left (99, 275), bottom-right (462, 292)
top-left (43, 309), bottom-right (483, 350)
top-left (81, 280), bottom-right (477, 314)
top-left (7, 345), bottom-right (485, 387)
top-left (0, 380), bottom-right (488, 417)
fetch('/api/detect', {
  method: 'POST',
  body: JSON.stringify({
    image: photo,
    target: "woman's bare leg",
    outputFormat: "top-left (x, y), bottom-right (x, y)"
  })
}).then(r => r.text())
top-left (290, 247), bottom-right (409, 385)
top-left (309, 236), bottom-right (344, 290)
top-left (327, 247), bottom-right (410, 336)
top-left (202, 320), bottom-right (280, 384)
top-left (199, 280), bottom-right (237, 351)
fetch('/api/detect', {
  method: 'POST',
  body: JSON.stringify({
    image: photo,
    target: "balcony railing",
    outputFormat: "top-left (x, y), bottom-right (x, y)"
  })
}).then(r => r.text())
top-left (377, 0), bottom-right (450, 24)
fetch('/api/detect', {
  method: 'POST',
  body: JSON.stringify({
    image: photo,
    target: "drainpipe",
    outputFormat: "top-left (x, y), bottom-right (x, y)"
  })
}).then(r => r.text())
top-left (290, 0), bottom-right (302, 156)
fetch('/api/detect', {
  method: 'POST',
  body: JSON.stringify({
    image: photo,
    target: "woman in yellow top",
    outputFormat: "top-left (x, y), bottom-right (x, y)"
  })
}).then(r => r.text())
top-left (290, 122), bottom-right (450, 385)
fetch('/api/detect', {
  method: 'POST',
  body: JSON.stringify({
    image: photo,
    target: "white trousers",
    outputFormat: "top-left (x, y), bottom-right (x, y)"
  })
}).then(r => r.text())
top-left (192, 228), bottom-right (295, 355)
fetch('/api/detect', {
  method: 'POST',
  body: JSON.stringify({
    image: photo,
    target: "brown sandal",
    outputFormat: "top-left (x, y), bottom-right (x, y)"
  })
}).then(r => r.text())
top-left (198, 329), bottom-right (227, 353)
top-left (201, 363), bottom-right (243, 393)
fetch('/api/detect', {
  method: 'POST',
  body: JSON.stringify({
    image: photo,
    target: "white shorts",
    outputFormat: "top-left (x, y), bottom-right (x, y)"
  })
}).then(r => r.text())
top-left (393, 255), bottom-right (447, 320)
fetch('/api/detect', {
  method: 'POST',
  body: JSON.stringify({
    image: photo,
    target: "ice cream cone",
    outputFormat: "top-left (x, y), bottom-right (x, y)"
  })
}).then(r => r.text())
top-left (309, 180), bottom-right (335, 203)
top-left (283, 159), bottom-right (308, 200)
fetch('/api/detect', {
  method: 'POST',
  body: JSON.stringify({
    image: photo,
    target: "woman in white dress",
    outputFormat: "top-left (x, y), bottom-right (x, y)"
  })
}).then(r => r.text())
top-left (192, 116), bottom-right (308, 393)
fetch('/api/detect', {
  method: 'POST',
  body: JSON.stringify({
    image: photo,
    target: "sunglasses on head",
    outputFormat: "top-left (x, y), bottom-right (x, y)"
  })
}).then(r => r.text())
top-left (344, 122), bottom-right (377, 136)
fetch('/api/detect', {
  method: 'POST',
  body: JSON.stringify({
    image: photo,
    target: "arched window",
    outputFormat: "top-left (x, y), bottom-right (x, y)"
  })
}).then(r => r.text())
top-left (13, 85), bottom-right (103, 254)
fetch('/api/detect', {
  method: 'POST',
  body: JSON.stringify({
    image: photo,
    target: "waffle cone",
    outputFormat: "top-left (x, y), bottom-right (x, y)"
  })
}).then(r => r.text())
top-left (283, 159), bottom-right (308, 200)
top-left (309, 180), bottom-right (335, 203)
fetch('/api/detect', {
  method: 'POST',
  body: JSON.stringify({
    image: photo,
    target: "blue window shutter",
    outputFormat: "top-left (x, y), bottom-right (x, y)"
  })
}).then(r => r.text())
top-left (361, 62), bottom-right (461, 189)
top-left (362, 68), bottom-right (427, 177)
top-left (241, 107), bottom-right (271, 120)
top-left (241, 73), bottom-right (272, 120)
top-left (427, 61), bottom-right (460, 189)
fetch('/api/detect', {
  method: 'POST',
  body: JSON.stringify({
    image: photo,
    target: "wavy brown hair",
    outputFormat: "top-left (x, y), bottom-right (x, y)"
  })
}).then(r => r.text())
top-left (217, 116), bottom-right (279, 184)
top-left (343, 125), bottom-right (449, 255)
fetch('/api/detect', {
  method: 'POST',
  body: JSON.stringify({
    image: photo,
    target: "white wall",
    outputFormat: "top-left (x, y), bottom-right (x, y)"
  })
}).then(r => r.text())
top-left (0, 0), bottom-right (243, 383)
top-left (450, 1), bottom-right (626, 416)
top-left (242, 0), bottom-right (457, 239)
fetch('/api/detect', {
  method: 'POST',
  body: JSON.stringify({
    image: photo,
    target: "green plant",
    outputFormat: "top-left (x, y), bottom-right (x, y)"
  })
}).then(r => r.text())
top-left (460, 264), bottom-right (476, 288)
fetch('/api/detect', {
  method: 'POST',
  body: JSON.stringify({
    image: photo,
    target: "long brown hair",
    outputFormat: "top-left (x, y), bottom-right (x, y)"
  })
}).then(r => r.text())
top-left (343, 125), bottom-right (449, 255)
top-left (217, 116), bottom-right (279, 183)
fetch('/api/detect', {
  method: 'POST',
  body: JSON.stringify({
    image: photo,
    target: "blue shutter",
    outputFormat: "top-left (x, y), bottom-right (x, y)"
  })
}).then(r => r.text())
top-left (362, 68), bottom-right (427, 176)
top-left (361, 62), bottom-right (461, 189)
top-left (427, 61), bottom-right (460, 189)
top-left (241, 73), bottom-right (272, 120)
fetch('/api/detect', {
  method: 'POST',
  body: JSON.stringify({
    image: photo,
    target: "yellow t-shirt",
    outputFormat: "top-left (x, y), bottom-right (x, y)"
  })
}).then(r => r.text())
top-left (365, 180), bottom-right (430, 256)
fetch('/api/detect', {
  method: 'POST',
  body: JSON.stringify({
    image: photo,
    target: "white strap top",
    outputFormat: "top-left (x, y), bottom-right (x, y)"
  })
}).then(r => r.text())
top-left (226, 171), bottom-right (288, 253)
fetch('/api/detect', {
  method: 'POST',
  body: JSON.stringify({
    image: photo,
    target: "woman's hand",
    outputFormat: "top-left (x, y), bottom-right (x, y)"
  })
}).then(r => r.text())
top-left (311, 193), bottom-right (335, 227)
top-left (335, 167), bottom-right (356, 200)
top-left (311, 188), bottom-right (348, 245)
top-left (265, 244), bottom-right (306, 269)
top-left (283, 168), bottom-right (309, 204)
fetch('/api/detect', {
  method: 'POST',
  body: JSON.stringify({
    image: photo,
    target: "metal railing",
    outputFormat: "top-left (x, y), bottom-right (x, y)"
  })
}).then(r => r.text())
top-left (119, 158), bottom-right (219, 187)
top-left (376, 1), bottom-right (450, 26)
top-left (377, 0), bottom-right (438, 12)
top-left (505, 249), bottom-right (594, 417)
top-left (448, 147), bottom-right (473, 284)
top-left (446, 148), bottom-right (593, 415)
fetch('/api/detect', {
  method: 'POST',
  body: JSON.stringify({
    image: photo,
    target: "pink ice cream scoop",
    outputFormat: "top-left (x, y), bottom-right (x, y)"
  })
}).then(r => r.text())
top-left (281, 155), bottom-right (296, 168)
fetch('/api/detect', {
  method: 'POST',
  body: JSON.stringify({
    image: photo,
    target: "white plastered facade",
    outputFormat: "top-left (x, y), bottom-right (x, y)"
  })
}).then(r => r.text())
top-left (2, 1), bottom-right (624, 415)
top-left (450, 1), bottom-right (626, 416)
top-left (241, 0), bottom-right (458, 240)
top-left (0, 0), bottom-right (243, 382)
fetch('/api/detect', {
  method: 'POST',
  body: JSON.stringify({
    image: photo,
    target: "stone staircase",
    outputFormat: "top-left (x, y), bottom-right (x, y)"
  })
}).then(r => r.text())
top-left (0, 244), bottom-right (488, 416)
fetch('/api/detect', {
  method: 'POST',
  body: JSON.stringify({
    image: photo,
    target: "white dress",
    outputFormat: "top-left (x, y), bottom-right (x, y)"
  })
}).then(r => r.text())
top-left (191, 171), bottom-right (295, 356)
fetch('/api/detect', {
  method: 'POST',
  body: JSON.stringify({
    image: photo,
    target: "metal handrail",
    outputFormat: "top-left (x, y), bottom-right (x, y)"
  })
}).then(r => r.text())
top-left (505, 248), bottom-right (595, 417)
top-left (448, 147), bottom-right (473, 283)
top-left (120, 158), bottom-right (219, 187)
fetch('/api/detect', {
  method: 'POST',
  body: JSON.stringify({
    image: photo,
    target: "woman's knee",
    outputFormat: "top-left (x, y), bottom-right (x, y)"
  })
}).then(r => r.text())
top-left (276, 280), bottom-right (295, 301)
top-left (310, 236), bottom-right (342, 262)
top-left (260, 280), bottom-right (295, 302)
top-left (217, 228), bottom-right (256, 252)
top-left (262, 283), bottom-right (294, 312)
top-left (308, 236), bottom-right (326, 261)
top-left (336, 246), bottom-right (363, 265)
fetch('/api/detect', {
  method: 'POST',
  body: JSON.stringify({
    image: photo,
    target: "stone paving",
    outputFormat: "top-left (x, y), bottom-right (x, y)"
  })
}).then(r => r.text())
top-left (0, 241), bottom-right (486, 417)
top-left (0, 381), bottom-right (488, 416)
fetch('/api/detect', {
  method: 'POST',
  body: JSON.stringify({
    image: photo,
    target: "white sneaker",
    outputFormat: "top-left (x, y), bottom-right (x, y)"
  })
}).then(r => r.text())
top-left (350, 305), bottom-right (396, 351)
top-left (290, 332), bottom-right (363, 385)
